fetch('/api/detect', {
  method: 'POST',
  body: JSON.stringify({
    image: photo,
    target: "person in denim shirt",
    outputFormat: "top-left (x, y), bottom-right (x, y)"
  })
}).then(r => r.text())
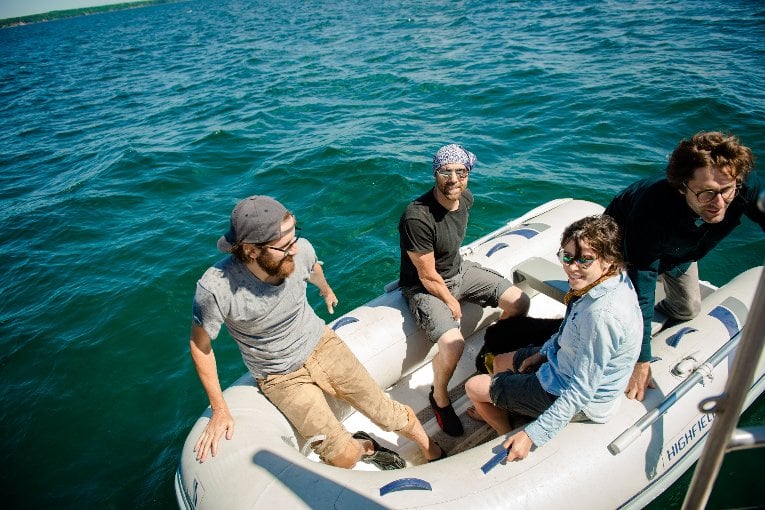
top-left (465, 215), bottom-right (642, 461)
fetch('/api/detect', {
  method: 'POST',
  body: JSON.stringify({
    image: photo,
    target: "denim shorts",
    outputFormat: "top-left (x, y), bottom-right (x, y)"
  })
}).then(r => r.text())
top-left (489, 346), bottom-right (557, 418)
top-left (401, 260), bottom-right (513, 343)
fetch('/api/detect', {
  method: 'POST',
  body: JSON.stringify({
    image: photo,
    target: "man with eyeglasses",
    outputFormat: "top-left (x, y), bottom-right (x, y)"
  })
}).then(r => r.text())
top-left (398, 144), bottom-right (530, 436)
top-left (189, 196), bottom-right (445, 470)
top-left (605, 131), bottom-right (764, 401)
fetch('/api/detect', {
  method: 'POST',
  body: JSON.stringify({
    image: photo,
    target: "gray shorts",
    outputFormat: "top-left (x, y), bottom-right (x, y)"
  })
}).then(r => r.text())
top-left (401, 260), bottom-right (513, 343)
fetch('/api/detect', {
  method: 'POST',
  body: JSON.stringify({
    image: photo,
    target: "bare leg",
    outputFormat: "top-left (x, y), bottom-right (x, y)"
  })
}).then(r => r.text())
top-left (492, 351), bottom-right (516, 374)
top-left (396, 406), bottom-right (443, 460)
top-left (431, 328), bottom-right (464, 407)
top-left (465, 374), bottom-right (512, 435)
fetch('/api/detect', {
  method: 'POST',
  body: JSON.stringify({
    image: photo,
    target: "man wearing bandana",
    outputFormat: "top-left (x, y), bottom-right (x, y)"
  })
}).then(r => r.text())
top-left (398, 144), bottom-right (530, 436)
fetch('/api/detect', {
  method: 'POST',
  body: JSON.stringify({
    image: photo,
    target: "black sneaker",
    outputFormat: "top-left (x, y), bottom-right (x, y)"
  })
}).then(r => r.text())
top-left (353, 431), bottom-right (406, 470)
top-left (429, 386), bottom-right (464, 436)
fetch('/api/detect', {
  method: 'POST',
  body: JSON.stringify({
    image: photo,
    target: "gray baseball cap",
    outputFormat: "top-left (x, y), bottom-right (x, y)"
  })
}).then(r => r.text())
top-left (217, 196), bottom-right (290, 252)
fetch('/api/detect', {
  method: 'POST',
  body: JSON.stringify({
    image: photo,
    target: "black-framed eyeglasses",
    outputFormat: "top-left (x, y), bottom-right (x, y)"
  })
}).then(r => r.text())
top-left (435, 167), bottom-right (470, 179)
top-left (682, 182), bottom-right (741, 204)
top-left (263, 227), bottom-right (302, 254)
top-left (557, 248), bottom-right (597, 269)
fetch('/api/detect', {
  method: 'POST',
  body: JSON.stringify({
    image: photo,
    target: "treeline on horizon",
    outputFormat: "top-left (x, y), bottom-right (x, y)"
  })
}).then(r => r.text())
top-left (0, 0), bottom-right (183, 28)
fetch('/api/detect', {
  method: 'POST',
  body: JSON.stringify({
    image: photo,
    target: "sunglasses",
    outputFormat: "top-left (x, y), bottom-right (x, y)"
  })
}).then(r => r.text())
top-left (557, 248), bottom-right (597, 269)
top-left (263, 227), bottom-right (302, 254)
top-left (435, 167), bottom-right (470, 179)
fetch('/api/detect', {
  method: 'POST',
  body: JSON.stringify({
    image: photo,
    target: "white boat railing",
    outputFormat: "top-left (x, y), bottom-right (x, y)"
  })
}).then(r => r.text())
top-left (682, 191), bottom-right (765, 509)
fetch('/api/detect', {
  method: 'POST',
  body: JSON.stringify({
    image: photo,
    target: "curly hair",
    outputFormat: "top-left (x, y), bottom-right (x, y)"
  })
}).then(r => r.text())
top-left (666, 131), bottom-right (754, 190)
top-left (560, 215), bottom-right (624, 273)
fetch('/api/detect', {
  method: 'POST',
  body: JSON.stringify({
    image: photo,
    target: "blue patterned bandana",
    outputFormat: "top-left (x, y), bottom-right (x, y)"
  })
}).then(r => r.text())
top-left (432, 144), bottom-right (477, 172)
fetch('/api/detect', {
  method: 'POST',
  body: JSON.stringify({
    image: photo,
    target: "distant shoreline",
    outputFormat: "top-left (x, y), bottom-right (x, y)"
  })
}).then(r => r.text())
top-left (0, 0), bottom-right (183, 29)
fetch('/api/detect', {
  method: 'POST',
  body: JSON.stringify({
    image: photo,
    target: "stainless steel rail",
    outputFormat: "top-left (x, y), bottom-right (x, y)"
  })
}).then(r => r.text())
top-left (607, 333), bottom-right (741, 455)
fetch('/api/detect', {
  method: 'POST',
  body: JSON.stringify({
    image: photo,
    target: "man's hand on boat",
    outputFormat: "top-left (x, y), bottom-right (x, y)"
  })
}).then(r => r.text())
top-left (624, 361), bottom-right (656, 401)
top-left (193, 406), bottom-right (235, 462)
top-left (320, 288), bottom-right (338, 315)
top-left (502, 430), bottom-right (533, 462)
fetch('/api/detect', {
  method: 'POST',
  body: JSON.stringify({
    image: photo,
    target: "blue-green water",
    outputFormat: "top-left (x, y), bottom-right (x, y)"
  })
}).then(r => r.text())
top-left (1, 0), bottom-right (763, 508)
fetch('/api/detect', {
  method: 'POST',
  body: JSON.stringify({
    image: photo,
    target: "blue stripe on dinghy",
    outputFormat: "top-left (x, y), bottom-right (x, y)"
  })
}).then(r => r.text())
top-left (666, 326), bottom-right (698, 348)
top-left (508, 228), bottom-right (539, 239)
top-left (485, 243), bottom-right (508, 257)
top-left (707, 305), bottom-right (740, 339)
top-left (379, 478), bottom-right (432, 496)
top-left (485, 228), bottom-right (541, 257)
top-left (331, 317), bottom-right (359, 330)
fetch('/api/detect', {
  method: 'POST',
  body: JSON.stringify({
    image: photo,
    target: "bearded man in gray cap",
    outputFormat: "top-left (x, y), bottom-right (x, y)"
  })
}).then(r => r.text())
top-left (399, 144), bottom-right (530, 436)
top-left (190, 196), bottom-right (445, 470)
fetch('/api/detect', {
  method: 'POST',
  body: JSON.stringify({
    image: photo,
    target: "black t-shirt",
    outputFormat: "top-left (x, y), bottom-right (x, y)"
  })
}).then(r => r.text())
top-left (398, 188), bottom-right (474, 287)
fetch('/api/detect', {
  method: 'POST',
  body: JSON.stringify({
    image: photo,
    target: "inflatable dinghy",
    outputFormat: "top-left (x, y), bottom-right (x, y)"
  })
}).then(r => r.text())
top-left (175, 198), bottom-right (764, 509)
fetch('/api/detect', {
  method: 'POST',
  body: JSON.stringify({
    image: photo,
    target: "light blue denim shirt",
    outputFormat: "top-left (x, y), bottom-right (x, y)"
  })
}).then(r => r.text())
top-left (524, 271), bottom-right (642, 447)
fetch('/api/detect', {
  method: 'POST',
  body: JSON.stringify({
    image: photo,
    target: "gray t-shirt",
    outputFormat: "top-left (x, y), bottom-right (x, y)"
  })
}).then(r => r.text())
top-left (192, 238), bottom-right (325, 379)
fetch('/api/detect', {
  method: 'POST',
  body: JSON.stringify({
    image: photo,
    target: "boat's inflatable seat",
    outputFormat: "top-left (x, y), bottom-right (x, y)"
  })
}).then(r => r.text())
top-left (513, 256), bottom-right (568, 302)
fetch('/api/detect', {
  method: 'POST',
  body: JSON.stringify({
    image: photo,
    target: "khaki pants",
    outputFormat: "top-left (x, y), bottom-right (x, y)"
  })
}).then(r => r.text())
top-left (258, 327), bottom-right (411, 464)
top-left (657, 261), bottom-right (702, 321)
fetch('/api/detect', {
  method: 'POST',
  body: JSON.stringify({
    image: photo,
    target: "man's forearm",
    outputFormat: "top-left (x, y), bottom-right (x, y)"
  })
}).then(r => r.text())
top-left (190, 340), bottom-right (228, 410)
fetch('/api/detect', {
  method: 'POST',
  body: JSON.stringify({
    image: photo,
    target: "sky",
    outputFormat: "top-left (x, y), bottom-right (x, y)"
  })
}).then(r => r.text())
top-left (0, 1), bottom-right (130, 19)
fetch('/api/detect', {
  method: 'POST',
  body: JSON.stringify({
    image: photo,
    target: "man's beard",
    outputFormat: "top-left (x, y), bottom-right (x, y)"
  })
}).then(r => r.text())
top-left (256, 250), bottom-right (295, 279)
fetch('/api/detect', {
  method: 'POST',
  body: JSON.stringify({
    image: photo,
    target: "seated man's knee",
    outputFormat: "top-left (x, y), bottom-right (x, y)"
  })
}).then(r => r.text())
top-left (437, 330), bottom-right (465, 354)
top-left (499, 287), bottom-right (530, 317)
top-left (492, 351), bottom-right (516, 373)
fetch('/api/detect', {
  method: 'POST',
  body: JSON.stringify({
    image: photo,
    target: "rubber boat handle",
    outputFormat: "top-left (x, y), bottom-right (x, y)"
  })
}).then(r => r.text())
top-left (608, 331), bottom-right (741, 455)
top-left (481, 449), bottom-right (508, 474)
top-left (379, 478), bottom-right (432, 496)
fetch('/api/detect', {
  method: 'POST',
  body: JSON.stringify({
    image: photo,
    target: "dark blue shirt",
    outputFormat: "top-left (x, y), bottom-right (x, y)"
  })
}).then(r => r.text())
top-left (605, 173), bottom-right (765, 361)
